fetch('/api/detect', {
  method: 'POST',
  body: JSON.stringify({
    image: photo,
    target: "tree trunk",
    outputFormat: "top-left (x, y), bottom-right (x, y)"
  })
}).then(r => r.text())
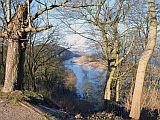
top-left (129, 0), bottom-right (157, 119)
top-left (104, 19), bottom-right (120, 100)
top-left (104, 42), bottom-right (119, 100)
top-left (104, 67), bottom-right (116, 100)
top-left (16, 45), bottom-right (26, 90)
top-left (1, 3), bottom-right (28, 92)
top-left (2, 40), bottom-right (19, 93)
top-left (6, 0), bottom-right (11, 22)
top-left (116, 79), bottom-right (120, 102)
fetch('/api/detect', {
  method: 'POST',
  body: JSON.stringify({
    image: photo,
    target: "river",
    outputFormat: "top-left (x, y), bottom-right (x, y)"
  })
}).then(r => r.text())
top-left (64, 56), bottom-right (106, 107)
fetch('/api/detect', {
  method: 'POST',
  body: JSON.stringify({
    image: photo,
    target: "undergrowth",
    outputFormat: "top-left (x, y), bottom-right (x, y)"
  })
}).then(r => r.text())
top-left (0, 90), bottom-right (44, 103)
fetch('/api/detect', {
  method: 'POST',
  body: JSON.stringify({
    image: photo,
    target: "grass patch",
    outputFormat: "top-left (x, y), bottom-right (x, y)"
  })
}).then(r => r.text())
top-left (0, 90), bottom-right (44, 103)
top-left (23, 90), bottom-right (44, 101)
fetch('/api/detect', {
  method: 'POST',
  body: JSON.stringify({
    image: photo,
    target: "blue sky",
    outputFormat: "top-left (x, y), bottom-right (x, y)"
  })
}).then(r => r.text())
top-left (30, 0), bottom-right (160, 52)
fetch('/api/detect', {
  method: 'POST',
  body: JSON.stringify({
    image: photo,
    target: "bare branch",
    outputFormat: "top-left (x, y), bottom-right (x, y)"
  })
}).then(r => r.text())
top-left (31, 5), bottom-right (58, 21)
top-left (115, 36), bottom-right (134, 66)
top-left (24, 25), bottom-right (53, 32)
top-left (35, 0), bottom-right (46, 6)
top-left (113, 0), bottom-right (124, 23)
top-left (95, 0), bottom-right (102, 21)
top-left (31, 1), bottom-right (95, 21)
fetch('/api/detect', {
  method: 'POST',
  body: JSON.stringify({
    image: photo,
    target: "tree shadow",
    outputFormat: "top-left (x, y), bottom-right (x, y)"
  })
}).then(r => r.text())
top-left (102, 100), bottom-right (160, 120)
top-left (24, 89), bottom-right (160, 120)
top-left (50, 86), bottom-right (96, 115)
top-left (140, 108), bottom-right (159, 120)
top-left (102, 100), bottom-right (130, 119)
top-left (25, 86), bottom-right (96, 119)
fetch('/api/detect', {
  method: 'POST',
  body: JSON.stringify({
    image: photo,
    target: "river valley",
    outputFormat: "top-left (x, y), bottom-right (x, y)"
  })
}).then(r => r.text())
top-left (64, 56), bottom-right (106, 108)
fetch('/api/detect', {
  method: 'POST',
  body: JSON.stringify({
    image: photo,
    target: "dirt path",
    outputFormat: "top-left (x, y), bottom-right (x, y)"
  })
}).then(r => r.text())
top-left (0, 100), bottom-right (49, 120)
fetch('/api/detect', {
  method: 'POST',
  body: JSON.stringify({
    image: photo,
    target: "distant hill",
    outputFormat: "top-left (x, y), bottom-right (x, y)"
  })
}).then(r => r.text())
top-left (54, 46), bottom-right (79, 60)
top-left (32, 44), bottom-right (78, 61)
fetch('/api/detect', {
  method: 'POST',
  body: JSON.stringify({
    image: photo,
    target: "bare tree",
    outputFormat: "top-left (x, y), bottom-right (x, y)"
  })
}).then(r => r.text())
top-left (78, 0), bottom-right (134, 101)
top-left (129, 0), bottom-right (157, 119)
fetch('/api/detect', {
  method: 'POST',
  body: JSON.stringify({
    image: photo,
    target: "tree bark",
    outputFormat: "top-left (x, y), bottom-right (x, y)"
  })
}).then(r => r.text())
top-left (104, 67), bottom-right (116, 100)
top-left (2, 40), bottom-right (19, 93)
top-left (116, 79), bottom-right (120, 102)
top-left (7, 0), bottom-right (11, 22)
top-left (129, 0), bottom-right (157, 119)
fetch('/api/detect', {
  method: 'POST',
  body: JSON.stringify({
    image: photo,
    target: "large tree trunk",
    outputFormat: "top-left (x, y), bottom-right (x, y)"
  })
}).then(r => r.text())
top-left (16, 43), bottom-right (26, 90)
top-left (2, 4), bottom-right (28, 93)
top-left (2, 40), bottom-right (19, 93)
top-left (129, 0), bottom-right (157, 119)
